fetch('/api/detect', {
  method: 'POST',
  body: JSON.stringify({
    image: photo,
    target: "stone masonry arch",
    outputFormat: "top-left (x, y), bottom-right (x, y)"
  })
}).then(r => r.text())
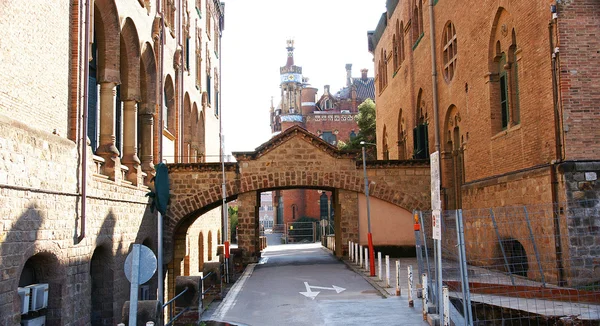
top-left (165, 126), bottom-right (431, 263)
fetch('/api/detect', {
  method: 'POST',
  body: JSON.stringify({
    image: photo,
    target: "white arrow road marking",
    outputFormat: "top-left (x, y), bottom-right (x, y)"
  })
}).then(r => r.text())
top-left (299, 282), bottom-right (320, 300)
top-left (299, 282), bottom-right (346, 299)
top-left (307, 284), bottom-right (346, 293)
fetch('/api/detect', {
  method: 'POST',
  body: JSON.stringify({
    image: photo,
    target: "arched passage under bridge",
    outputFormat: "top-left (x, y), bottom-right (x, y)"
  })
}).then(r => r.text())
top-left (165, 126), bottom-right (431, 266)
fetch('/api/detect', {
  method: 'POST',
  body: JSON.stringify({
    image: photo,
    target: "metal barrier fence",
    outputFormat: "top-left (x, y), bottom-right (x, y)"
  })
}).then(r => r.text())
top-left (285, 221), bottom-right (319, 244)
top-left (416, 201), bottom-right (600, 325)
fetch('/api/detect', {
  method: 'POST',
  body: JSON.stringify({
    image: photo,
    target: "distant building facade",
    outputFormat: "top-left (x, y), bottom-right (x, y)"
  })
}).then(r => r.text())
top-left (0, 0), bottom-right (224, 324)
top-left (269, 41), bottom-right (375, 227)
top-left (369, 0), bottom-right (600, 286)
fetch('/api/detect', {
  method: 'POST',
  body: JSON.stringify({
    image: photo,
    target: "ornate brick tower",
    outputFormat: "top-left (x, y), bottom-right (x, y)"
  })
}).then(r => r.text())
top-left (271, 40), bottom-right (305, 133)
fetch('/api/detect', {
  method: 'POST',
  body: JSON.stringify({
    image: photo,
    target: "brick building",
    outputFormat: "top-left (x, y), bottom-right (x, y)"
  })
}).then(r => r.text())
top-left (369, 0), bottom-right (600, 286)
top-left (269, 41), bottom-right (375, 229)
top-left (0, 0), bottom-right (224, 324)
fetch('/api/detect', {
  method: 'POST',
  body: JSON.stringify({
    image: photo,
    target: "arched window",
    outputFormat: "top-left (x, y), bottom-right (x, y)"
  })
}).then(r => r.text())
top-left (399, 21), bottom-right (405, 64)
top-left (489, 9), bottom-right (521, 134)
top-left (413, 90), bottom-right (429, 159)
top-left (319, 192), bottom-right (328, 219)
top-left (412, 0), bottom-right (423, 46)
top-left (397, 109), bottom-right (406, 160)
top-left (510, 29), bottom-right (521, 124)
top-left (196, 27), bottom-right (202, 89)
top-left (87, 40), bottom-right (99, 152)
top-left (350, 130), bottom-right (356, 140)
top-left (382, 125), bottom-right (389, 160)
top-left (392, 34), bottom-right (399, 72)
top-left (499, 52), bottom-right (509, 129)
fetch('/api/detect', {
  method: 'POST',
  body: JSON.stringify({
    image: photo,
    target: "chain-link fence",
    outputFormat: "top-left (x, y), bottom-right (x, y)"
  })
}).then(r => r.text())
top-left (415, 201), bottom-right (600, 325)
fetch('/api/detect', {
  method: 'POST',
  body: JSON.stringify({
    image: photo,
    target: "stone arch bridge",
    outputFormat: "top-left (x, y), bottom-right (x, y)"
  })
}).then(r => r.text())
top-left (165, 126), bottom-right (431, 267)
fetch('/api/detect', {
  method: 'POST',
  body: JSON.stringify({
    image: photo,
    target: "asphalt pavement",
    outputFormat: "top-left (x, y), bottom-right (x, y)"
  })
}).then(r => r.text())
top-left (202, 243), bottom-right (429, 326)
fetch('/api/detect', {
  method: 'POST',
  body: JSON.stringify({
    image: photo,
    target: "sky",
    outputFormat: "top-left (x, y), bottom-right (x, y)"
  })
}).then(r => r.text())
top-left (221, 0), bottom-right (386, 155)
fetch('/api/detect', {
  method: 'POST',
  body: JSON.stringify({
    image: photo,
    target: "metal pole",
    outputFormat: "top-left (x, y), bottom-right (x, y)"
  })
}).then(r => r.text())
top-left (158, 211), bottom-right (164, 307)
top-left (129, 245), bottom-right (141, 326)
top-left (490, 208), bottom-right (515, 285)
top-left (414, 212), bottom-right (424, 283)
top-left (361, 143), bottom-right (376, 276)
top-left (437, 229), bottom-right (443, 315)
top-left (419, 211), bottom-right (431, 285)
top-left (524, 207), bottom-right (546, 287)
top-left (456, 210), bottom-right (473, 326)
top-left (221, 135), bottom-right (229, 284)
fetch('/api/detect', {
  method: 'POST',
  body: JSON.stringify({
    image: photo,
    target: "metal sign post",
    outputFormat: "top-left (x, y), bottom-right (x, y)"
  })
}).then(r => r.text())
top-left (430, 151), bottom-right (442, 316)
top-left (124, 244), bottom-right (157, 326)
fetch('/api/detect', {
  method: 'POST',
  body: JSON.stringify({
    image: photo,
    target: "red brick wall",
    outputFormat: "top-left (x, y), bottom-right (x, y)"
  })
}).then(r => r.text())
top-left (557, 0), bottom-right (600, 160)
top-left (374, 1), bottom-right (556, 184)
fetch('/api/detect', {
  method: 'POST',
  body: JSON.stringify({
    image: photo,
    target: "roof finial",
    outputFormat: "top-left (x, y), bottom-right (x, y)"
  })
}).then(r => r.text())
top-left (286, 39), bottom-right (295, 66)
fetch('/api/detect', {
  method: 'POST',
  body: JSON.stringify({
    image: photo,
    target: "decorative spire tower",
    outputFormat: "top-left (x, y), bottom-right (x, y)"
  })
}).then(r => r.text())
top-left (279, 39), bottom-right (303, 118)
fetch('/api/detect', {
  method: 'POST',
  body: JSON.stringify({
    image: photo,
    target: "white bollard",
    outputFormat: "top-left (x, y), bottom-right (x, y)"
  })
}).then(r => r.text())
top-left (422, 273), bottom-right (428, 320)
top-left (396, 260), bottom-right (401, 296)
top-left (359, 245), bottom-right (363, 267)
top-left (377, 252), bottom-right (382, 281)
top-left (349, 241), bottom-right (353, 261)
top-left (385, 255), bottom-right (390, 288)
top-left (443, 286), bottom-right (449, 326)
top-left (355, 243), bottom-right (359, 264)
top-left (365, 247), bottom-right (369, 273)
top-left (408, 265), bottom-right (414, 307)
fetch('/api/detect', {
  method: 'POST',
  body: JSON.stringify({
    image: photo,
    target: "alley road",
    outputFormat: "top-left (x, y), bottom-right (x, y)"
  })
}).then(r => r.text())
top-left (204, 243), bottom-right (428, 326)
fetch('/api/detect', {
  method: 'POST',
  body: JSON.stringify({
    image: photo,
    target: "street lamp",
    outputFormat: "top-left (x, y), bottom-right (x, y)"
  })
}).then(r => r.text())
top-left (360, 141), bottom-right (376, 277)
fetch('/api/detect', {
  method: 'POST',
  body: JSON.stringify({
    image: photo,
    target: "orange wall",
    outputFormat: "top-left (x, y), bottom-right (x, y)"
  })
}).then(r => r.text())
top-left (357, 194), bottom-right (414, 246)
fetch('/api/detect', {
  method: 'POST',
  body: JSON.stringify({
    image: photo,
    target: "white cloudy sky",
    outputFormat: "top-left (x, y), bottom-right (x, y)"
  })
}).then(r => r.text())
top-left (221, 0), bottom-right (386, 154)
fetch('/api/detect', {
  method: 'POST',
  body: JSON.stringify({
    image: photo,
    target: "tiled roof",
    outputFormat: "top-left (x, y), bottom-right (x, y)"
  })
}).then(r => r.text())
top-left (352, 77), bottom-right (375, 101)
top-left (335, 78), bottom-right (376, 102)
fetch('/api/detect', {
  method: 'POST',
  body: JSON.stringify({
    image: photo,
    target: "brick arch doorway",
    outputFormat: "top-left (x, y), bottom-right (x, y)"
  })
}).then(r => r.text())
top-left (164, 125), bottom-right (431, 301)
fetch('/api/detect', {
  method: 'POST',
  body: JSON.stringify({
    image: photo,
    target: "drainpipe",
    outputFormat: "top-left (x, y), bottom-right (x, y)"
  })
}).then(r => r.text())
top-left (218, 4), bottom-right (230, 284)
top-left (78, 0), bottom-right (91, 243)
top-left (428, 0), bottom-right (442, 316)
top-left (428, 0), bottom-right (441, 155)
top-left (157, 0), bottom-right (166, 310)
top-left (548, 2), bottom-right (566, 286)
top-left (178, 0), bottom-right (184, 163)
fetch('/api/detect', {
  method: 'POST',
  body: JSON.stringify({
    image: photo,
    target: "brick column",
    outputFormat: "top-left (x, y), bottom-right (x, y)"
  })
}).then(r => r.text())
top-left (121, 100), bottom-right (142, 185)
top-left (335, 189), bottom-right (359, 257)
top-left (237, 191), bottom-right (260, 263)
top-left (96, 82), bottom-right (121, 180)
